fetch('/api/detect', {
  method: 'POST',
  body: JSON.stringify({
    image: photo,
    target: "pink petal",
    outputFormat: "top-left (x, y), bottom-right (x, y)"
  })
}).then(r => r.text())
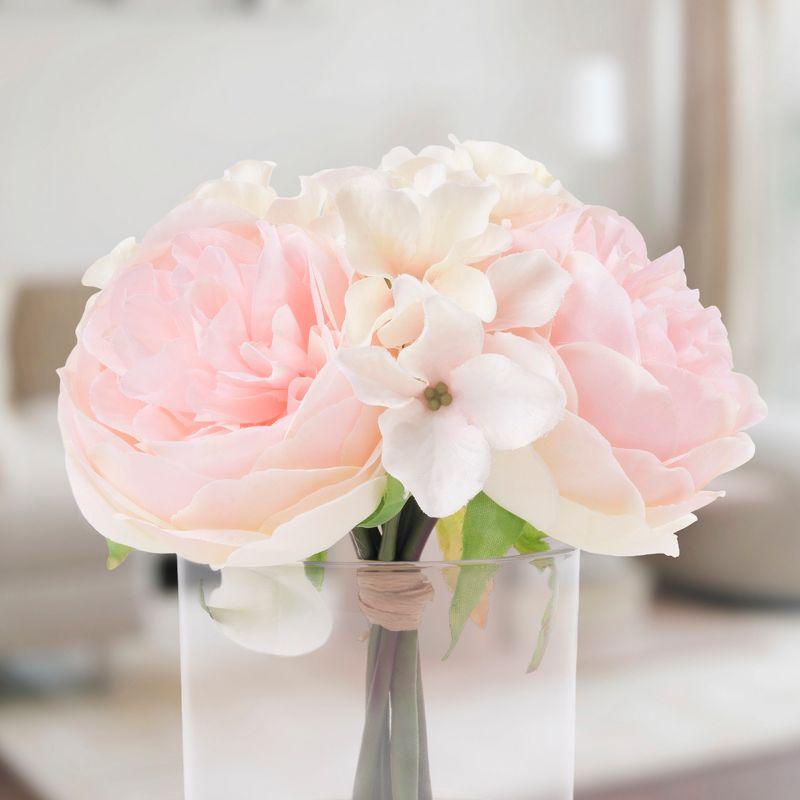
top-left (551, 251), bottom-right (640, 360)
top-left (535, 412), bottom-right (645, 517)
top-left (612, 447), bottom-right (696, 507)
top-left (559, 342), bottom-right (677, 460)
top-left (487, 250), bottom-right (572, 330)
top-left (337, 346), bottom-right (424, 407)
top-left (666, 433), bottom-right (755, 490)
top-left (398, 296), bottom-right (483, 384)
top-left (450, 353), bottom-right (565, 450)
top-left (646, 362), bottom-right (738, 454)
top-left (379, 401), bottom-right (490, 518)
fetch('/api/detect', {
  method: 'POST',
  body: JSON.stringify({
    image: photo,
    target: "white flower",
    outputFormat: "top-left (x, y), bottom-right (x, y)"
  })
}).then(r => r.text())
top-left (376, 136), bottom-right (578, 226)
top-left (337, 296), bottom-right (566, 517)
top-left (342, 249), bottom-right (572, 350)
top-left (335, 171), bottom-right (511, 324)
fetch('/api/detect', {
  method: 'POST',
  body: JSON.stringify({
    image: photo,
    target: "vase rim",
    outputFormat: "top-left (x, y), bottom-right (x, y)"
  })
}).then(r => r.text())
top-left (302, 538), bottom-right (576, 569)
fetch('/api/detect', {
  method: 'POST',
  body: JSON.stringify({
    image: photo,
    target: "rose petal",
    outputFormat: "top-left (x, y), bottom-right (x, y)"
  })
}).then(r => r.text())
top-left (666, 433), bottom-right (755, 490)
top-left (535, 412), bottom-right (645, 517)
top-left (559, 342), bottom-right (677, 460)
top-left (483, 446), bottom-right (559, 532)
top-left (551, 251), bottom-right (640, 360)
top-left (224, 474), bottom-right (387, 566)
top-left (550, 498), bottom-right (686, 557)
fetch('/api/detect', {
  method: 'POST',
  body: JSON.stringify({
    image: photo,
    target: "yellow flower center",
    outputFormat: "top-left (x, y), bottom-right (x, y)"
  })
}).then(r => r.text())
top-left (424, 381), bottom-right (453, 411)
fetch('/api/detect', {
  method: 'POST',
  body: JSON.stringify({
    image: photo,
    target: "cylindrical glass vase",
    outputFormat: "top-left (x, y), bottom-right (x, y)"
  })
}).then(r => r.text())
top-left (179, 545), bottom-right (579, 800)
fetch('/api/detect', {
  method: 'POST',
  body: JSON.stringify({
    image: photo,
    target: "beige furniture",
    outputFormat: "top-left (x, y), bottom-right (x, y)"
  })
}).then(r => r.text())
top-left (0, 279), bottom-right (141, 658)
top-left (653, 405), bottom-right (800, 604)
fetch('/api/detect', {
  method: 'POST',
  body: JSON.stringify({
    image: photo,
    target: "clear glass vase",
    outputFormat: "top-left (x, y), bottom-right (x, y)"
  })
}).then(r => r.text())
top-left (178, 545), bottom-right (579, 800)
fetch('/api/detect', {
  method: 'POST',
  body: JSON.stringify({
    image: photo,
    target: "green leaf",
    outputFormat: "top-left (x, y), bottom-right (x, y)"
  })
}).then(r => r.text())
top-left (445, 493), bottom-right (528, 658)
top-left (199, 581), bottom-right (214, 619)
top-left (304, 550), bottom-right (327, 592)
top-left (515, 523), bottom-right (550, 555)
top-left (359, 475), bottom-right (407, 528)
top-left (435, 507), bottom-right (466, 560)
top-left (106, 540), bottom-right (132, 570)
top-left (527, 559), bottom-right (557, 672)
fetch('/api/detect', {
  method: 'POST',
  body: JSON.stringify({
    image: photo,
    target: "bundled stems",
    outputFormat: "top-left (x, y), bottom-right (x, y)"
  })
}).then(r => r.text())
top-left (352, 499), bottom-right (436, 800)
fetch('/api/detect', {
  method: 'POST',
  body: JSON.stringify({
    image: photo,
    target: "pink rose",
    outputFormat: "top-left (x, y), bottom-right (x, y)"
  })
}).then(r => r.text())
top-left (58, 197), bottom-right (384, 567)
top-left (508, 206), bottom-right (767, 555)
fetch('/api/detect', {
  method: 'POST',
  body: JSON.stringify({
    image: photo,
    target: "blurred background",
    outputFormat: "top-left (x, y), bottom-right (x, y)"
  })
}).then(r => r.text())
top-left (0, 0), bottom-right (798, 798)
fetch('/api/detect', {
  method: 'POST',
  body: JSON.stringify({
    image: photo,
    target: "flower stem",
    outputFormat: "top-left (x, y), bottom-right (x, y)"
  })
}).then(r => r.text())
top-left (389, 631), bottom-right (421, 800)
top-left (352, 503), bottom-right (437, 800)
top-left (398, 498), bottom-right (436, 561)
top-left (353, 626), bottom-right (398, 800)
top-left (351, 526), bottom-right (379, 560)
top-left (378, 515), bottom-right (401, 561)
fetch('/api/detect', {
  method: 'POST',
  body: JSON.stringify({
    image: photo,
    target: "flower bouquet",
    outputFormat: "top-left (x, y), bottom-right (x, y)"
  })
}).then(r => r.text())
top-left (59, 138), bottom-right (764, 799)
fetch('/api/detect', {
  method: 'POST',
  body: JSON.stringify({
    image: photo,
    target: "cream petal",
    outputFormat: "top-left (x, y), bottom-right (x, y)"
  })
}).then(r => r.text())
top-left (379, 401), bottom-right (490, 518)
top-left (397, 296), bottom-right (483, 384)
top-left (535, 412), bottom-right (645, 517)
top-left (172, 466), bottom-right (358, 531)
top-left (265, 177), bottom-right (325, 226)
top-left (82, 237), bottom-right (138, 289)
top-left (336, 176), bottom-right (421, 277)
top-left (337, 347), bottom-right (424, 407)
top-left (64, 448), bottom-right (245, 564)
top-left (224, 475), bottom-right (386, 567)
top-left (491, 173), bottom-right (566, 221)
top-left (645, 491), bottom-right (722, 527)
top-left (440, 223), bottom-right (513, 269)
top-left (376, 275), bottom-right (432, 347)
top-left (487, 250), bottom-right (572, 330)
top-left (416, 181), bottom-right (499, 265)
top-left (90, 441), bottom-right (209, 521)
top-left (429, 264), bottom-right (497, 323)
top-left (483, 446), bottom-right (559, 532)
top-left (450, 353), bottom-right (565, 450)
top-left (342, 277), bottom-right (393, 346)
top-left (143, 199), bottom-right (256, 245)
top-left (551, 498), bottom-right (685, 557)
top-left (462, 139), bottom-right (549, 178)
top-left (191, 179), bottom-right (277, 218)
top-left (224, 160), bottom-right (275, 186)
top-left (482, 332), bottom-right (560, 386)
top-left (377, 302), bottom-right (425, 349)
top-left (206, 566), bottom-right (333, 657)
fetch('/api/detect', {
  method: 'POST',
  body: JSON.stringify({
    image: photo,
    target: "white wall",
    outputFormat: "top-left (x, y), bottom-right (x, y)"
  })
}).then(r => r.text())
top-left (0, 0), bottom-right (682, 279)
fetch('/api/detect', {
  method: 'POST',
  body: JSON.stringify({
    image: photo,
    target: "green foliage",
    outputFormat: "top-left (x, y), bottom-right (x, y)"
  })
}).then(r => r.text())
top-left (435, 507), bottom-right (466, 561)
top-left (527, 559), bottom-right (557, 673)
top-left (445, 493), bottom-right (531, 658)
top-left (106, 540), bottom-right (132, 570)
top-left (514, 523), bottom-right (550, 554)
top-left (304, 549), bottom-right (327, 592)
top-left (359, 475), bottom-right (407, 528)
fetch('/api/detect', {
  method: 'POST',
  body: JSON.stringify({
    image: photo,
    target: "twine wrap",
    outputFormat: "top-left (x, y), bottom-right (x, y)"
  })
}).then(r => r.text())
top-left (357, 567), bottom-right (434, 631)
